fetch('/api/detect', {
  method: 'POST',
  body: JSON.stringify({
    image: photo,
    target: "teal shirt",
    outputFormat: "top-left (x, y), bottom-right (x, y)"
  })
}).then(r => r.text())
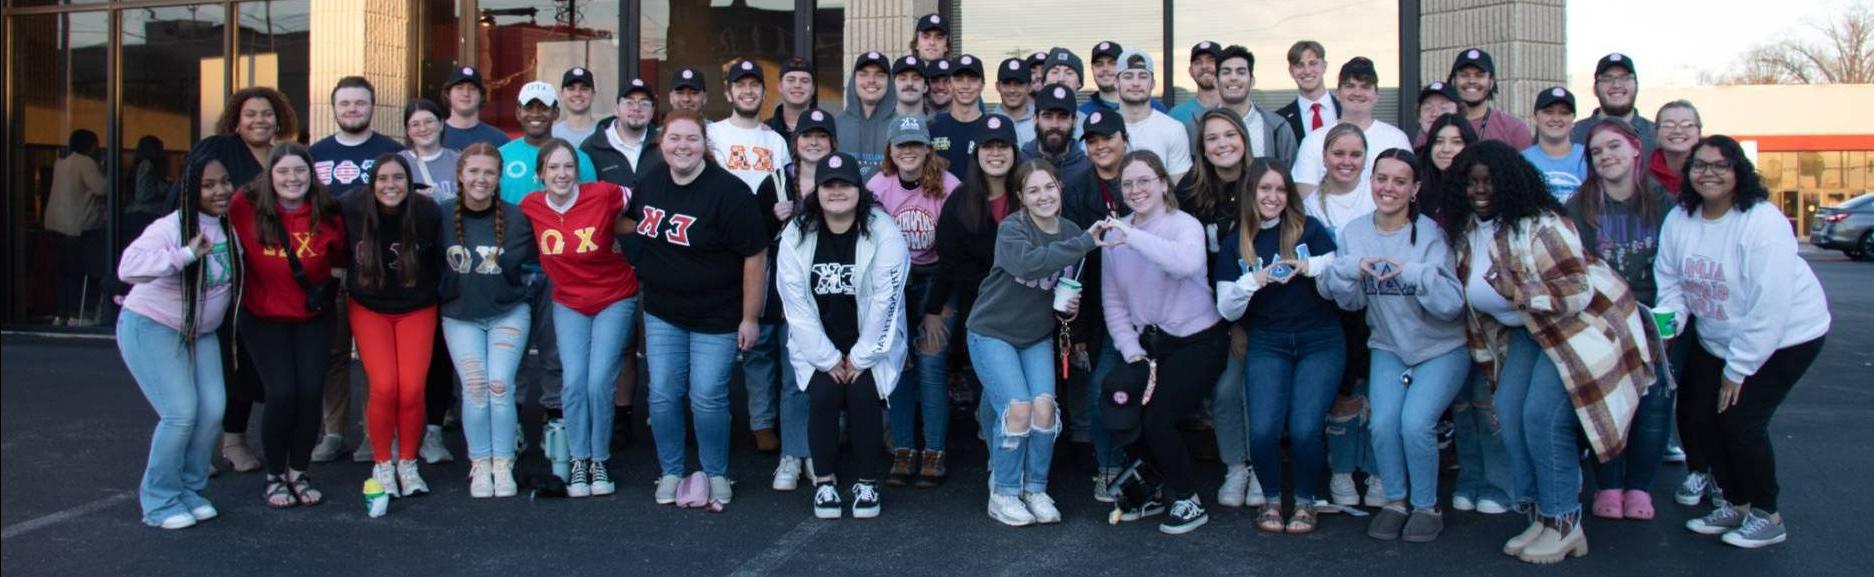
top-left (1167, 97), bottom-right (1211, 130)
top-left (497, 139), bottom-right (598, 205)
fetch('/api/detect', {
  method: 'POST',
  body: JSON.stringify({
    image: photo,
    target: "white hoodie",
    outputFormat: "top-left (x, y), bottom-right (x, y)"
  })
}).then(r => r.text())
top-left (777, 207), bottom-right (911, 399)
top-left (1654, 202), bottom-right (1830, 383)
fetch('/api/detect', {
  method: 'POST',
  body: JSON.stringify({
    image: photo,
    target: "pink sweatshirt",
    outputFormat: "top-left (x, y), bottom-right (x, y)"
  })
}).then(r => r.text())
top-left (867, 170), bottom-right (961, 266)
top-left (119, 212), bottom-right (234, 336)
top-left (1100, 208), bottom-right (1223, 361)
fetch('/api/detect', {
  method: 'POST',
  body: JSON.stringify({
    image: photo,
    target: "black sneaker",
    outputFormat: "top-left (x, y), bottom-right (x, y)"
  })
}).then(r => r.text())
top-left (812, 482), bottom-right (842, 519)
top-left (1119, 492), bottom-right (1166, 522)
top-left (851, 480), bottom-right (881, 519)
top-left (567, 459), bottom-right (591, 498)
top-left (1159, 495), bottom-right (1209, 535)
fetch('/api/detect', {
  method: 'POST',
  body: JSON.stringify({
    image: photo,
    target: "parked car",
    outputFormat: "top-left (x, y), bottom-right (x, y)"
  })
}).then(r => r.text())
top-left (1811, 193), bottom-right (1874, 261)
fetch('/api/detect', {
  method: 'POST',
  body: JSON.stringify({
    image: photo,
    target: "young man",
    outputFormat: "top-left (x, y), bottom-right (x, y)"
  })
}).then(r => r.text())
top-left (552, 66), bottom-right (600, 145)
top-left (1275, 41), bottom-right (1339, 148)
top-left (498, 81), bottom-right (598, 205)
top-left (1448, 48), bottom-right (1533, 150)
top-left (1208, 45), bottom-right (1296, 166)
top-left (1167, 41), bottom-right (1225, 129)
top-left (1411, 81), bottom-right (1461, 147)
top-left (925, 58), bottom-right (954, 117)
top-left (993, 57), bottom-right (1037, 148)
top-left (836, 51), bottom-right (897, 178)
top-left (667, 67), bottom-right (708, 115)
top-left (929, 55), bottom-right (987, 179)
top-left (913, 13), bottom-right (948, 61)
top-left (1026, 51), bottom-right (1050, 89)
top-left (1022, 83), bottom-right (1090, 185)
top-left (1521, 86), bottom-right (1588, 202)
top-left (1572, 52), bottom-right (1655, 152)
top-left (1044, 47), bottom-right (1085, 94)
top-left (1111, 49), bottom-right (1191, 183)
top-left (1292, 57), bottom-right (1413, 196)
top-left (890, 55), bottom-right (930, 121)
top-left (766, 56), bottom-right (816, 144)
top-left (310, 76), bottom-right (405, 198)
top-left (1083, 41), bottom-right (1166, 115)
top-left (441, 66), bottom-right (511, 150)
top-left (708, 58), bottom-right (794, 194)
top-left (582, 77), bottom-right (663, 190)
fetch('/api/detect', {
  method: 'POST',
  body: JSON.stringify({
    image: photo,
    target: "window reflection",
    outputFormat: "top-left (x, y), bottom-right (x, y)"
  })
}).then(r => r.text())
top-left (476, 0), bottom-right (622, 131)
top-left (957, 0), bottom-right (1165, 107)
top-left (8, 11), bottom-right (111, 325)
top-left (642, 0), bottom-right (795, 119)
top-left (1172, 0), bottom-right (1400, 122)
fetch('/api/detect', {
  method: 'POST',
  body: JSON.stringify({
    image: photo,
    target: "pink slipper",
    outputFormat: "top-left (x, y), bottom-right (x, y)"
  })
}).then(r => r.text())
top-left (1592, 489), bottom-right (1624, 519)
top-left (1623, 489), bottom-right (1655, 520)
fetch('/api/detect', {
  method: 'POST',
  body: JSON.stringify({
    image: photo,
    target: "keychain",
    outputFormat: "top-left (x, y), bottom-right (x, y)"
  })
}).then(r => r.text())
top-left (1058, 319), bottom-right (1074, 379)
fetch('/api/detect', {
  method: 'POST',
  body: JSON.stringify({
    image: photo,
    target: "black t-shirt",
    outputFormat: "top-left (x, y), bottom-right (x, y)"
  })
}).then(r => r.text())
top-left (340, 190), bottom-right (442, 314)
top-left (811, 225), bottom-right (862, 351)
top-left (309, 133), bottom-right (407, 198)
top-left (1174, 172), bottom-right (1241, 281)
top-left (628, 163), bottom-right (769, 333)
top-left (928, 112), bottom-right (985, 180)
top-left (1212, 216), bottom-right (1339, 332)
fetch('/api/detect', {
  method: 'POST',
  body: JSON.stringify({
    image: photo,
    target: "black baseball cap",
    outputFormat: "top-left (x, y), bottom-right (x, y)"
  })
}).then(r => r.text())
top-left (1419, 80), bottom-right (1458, 104)
top-left (780, 56), bottom-right (812, 77)
top-left (1101, 361), bottom-right (1151, 447)
top-left (1082, 108), bottom-right (1126, 139)
top-left (1036, 83), bottom-right (1077, 114)
top-left (1595, 52), bottom-right (1636, 77)
top-left (853, 51), bottom-right (889, 73)
top-left (1046, 47), bottom-right (1085, 80)
top-left (726, 58), bottom-right (764, 84)
top-left (1452, 47), bottom-right (1495, 77)
top-left (562, 66), bottom-right (594, 88)
top-left (1339, 56), bottom-right (1379, 86)
top-left (816, 152), bottom-right (863, 189)
top-left (1091, 40), bottom-right (1123, 62)
top-left (621, 77), bottom-right (656, 101)
top-left (1026, 51), bottom-right (1049, 72)
top-left (975, 114), bottom-right (1018, 148)
top-left (997, 58), bottom-right (1029, 84)
top-left (892, 55), bottom-right (925, 77)
top-left (1219, 45), bottom-right (1255, 76)
top-left (671, 67), bottom-right (706, 92)
top-left (951, 54), bottom-right (984, 79)
top-left (1190, 41), bottom-right (1224, 62)
top-left (1535, 86), bottom-right (1576, 113)
top-left (915, 13), bottom-right (948, 35)
top-left (444, 65), bottom-right (485, 92)
top-left (796, 108), bottom-right (836, 138)
top-left (926, 57), bottom-right (955, 79)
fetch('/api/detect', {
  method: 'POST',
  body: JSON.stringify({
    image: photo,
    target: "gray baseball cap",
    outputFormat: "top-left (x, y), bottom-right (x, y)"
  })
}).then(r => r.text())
top-left (888, 115), bottom-right (931, 146)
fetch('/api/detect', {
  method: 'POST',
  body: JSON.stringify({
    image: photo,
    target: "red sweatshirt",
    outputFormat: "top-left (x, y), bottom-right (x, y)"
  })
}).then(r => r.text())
top-left (228, 191), bottom-right (349, 322)
top-left (521, 182), bottom-right (640, 315)
top-left (1648, 149), bottom-right (1684, 197)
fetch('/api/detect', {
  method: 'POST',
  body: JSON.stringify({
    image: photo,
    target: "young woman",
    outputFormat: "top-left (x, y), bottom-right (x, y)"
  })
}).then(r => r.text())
top-left (776, 151), bottom-right (910, 520)
top-left (1173, 109), bottom-right (1262, 510)
top-left (1660, 136), bottom-right (1830, 549)
top-left (931, 116), bottom-right (1021, 465)
top-left (228, 143), bottom-right (344, 508)
top-left (1648, 101), bottom-right (1702, 195)
top-left (118, 156), bottom-right (240, 529)
top-left (758, 109), bottom-right (836, 492)
top-left (630, 112), bottom-right (769, 506)
top-left (969, 158), bottom-right (1109, 527)
top-left (402, 98), bottom-right (461, 204)
top-left (1567, 120), bottom-right (1675, 521)
top-left (1443, 140), bottom-right (1655, 564)
top-left (1319, 150), bottom-right (1469, 542)
top-left (1305, 125), bottom-right (1382, 507)
top-left (1215, 159), bottom-right (1343, 535)
top-left (1305, 123), bottom-right (1374, 234)
top-left (1416, 113), bottom-right (1480, 224)
top-left (865, 117), bottom-right (961, 487)
top-left (343, 154), bottom-right (444, 498)
top-left (1102, 151), bottom-right (1229, 535)
top-left (519, 139), bottom-right (638, 498)
top-left (439, 143), bottom-right (537, 498)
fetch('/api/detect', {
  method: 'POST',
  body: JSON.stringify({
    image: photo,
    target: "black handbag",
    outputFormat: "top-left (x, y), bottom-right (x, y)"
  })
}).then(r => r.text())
top-left (278, 223), bottom-right (336, 314)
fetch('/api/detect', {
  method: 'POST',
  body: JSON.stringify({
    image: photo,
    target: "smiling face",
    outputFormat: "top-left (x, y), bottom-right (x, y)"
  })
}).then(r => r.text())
top-left (1117, 68), bottom-right (1153, 106)
top-left (1254, 169), bottom-right (1288, 220)
top-left (1091, 55), bottom-right (1119, 92)
top-left (997, 79), bottom-right (1030, 110)
top-left (1370, 157), bottom-right (1417, 217)
top-left (1019, 168), bottom-right (1063, 219)
top-left (406, 108), bottom-right (442, 149)
top-left (372, 160), bottom-right (410, 209)
top-left (1339, 78), bottom-right (1377, 116)
top-left (1190, 54), bottom-right (1218, 91)
top-left (1594, 68), bottom-right (1636, 117)
top-left (1690, 145), bottom-right (1736, 206)
top-left (950, 73), bottom-right (984, 108)
top-left (1431, 125), bottom-right (1465, 171)
top-left (1037, 109), bottom-right (1073, 154)
top-left (817, 180), bottom-right (860, 218)
top-left (855, 66), bottom-right (888, 104)
top-left (668, 87), bottom-right (706, 113)
top-left (1119, 160), bottom-right (1165, 214)
top-left (459, 153), bottom-right (500, 205)
top-left (928, 76), bottom-right (953, 107)
top-left (271, 154), bottom-right (311, 203)
top-left (237, 96), bottom-right (278, 146)
top-left (1465, 163), bottom-right (1496, 219)
top-left (1201, 117), bottom-right (1245, 171)
top-left (1588, 129), bottom-right (1638, 184)
top-left (1656, 107), bottom-right (1702, 156)
top-left (796, 130), bottom-right (833, 163)
top-left (1324, 132), bottom-right (1367, 187)
top-left (333, 86), bottom-right (374, 134)
top-left (518, 101), bottom-right (557, 139)
top-left (894, 72), bottom-right (927, 106)
top-left (561, 83), bottom-right (594, 115)
top-left (916, 30), bottom-right (948, 61)
top-left (1535, 103), bottom-right (1574, 142)
top-left (1454, 66), bottom-right (1492, 106)
top-left (891, 142), bottom-right (929, 175)
top-left (540, 147), bottom-right (579, 195)
top-left (1289, 49), bottom-right (1325, 94)
top-left (1217, 57), bottom-right (1253, 105)
top-left (198, 160), bottom-right (234, 216)
top-left (780, 71), bottom-right (813, 107)
top-left (1085, 133), bottom-right (1127, 173)
top-left (978, 141), bottom-right (1015, 177)
top-left (660, 119), bottom-right (707, 174)
top-left (729, 77), bottom-right (765, 117)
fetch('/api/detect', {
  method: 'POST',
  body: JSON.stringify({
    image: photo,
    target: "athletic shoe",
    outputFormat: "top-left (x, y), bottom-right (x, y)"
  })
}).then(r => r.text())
top-left (491, 457), bottom-right (518, 497)
top-left (654, 474), bottom-right (681, 504)
top-left (1022, 492), bottom-right (1061, 524)
top-left (590, 459), bottom-right (616, 496)
top-left (1452, 495), bottom-right (1476, 512)
top-left (1217, 464), bottom-right (1249, 508)
top-left (1119, 493), bottom-right (1166, 522)
top-left (813, 482), bottom-right (842, 519)
top-left (1244, 468), bottom-right (1267, 506)
top-left (567, 459), bottom-right (591, 498)
top-left (396, 459), bottom-right (429, 496)
top-left (1363, 476), bottom-right (1387, 508)
top-left (468, 458), bottom-right (494, 498)
top-left (1663, 442), bottom-right (1686, 464)
top-left (1720, 509), bottom-right (1787, 549)
top-left (1687, 505), bottom-right (1747, 535)
top-left (1329, 473), bottom-right (1360, 507)
top-left (710, 476), bottom-right (734, 505)
top-left (987, 494), bottom-right (1036, 526)
top-left (1476, 499), bottom-right (1510, 515)
top-left (1676, 471), bottom-right (1713, 506)
top-left (188, 504), bottom-right (218, 522)
top-left (851, 481), bottom-right (881, 519)
top-left (372, 462), bottom-right (400, 499)
top-left (420, 427), bottom-right (454, 464)
top-left (772, 456), bottom-right (803, 491)
top-left (153, 512), bottom-right (196, 530)
top-left (309, 434), bottom-right (346, 463)
top-left (1159, 496), bottom-right (1209, 535)
top-left (1092, 468), bottom-right (1119, 503)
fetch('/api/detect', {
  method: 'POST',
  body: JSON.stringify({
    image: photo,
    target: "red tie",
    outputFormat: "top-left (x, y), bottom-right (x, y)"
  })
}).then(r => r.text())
top-left (1310, 102), bottom-right (1324, 131)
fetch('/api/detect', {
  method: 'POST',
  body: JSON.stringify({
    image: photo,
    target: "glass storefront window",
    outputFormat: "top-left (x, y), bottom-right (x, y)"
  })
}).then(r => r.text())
top-left (956, 0), bottom-right (1165, 108)
top-left (1172, 0), bottom-right (1401, 125)
top-left (642, 0), bottom-right (795, 120)
top-left (236, 1), bottom-right (311, 141)
top-left (419, 0), bottom-right (465, 104)
top-left (7, 11), bottom-right (110, 325)
top-left (813, 0), bottom-right (846, 113)
top-left (477, 0), bottom-right (622, 131)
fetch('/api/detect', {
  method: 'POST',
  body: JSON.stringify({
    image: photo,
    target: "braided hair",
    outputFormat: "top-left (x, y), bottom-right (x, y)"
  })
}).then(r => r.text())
top-left (176, 155), bottom-right (244, 353)
top-left (453, 143), bottom-right (506, 251)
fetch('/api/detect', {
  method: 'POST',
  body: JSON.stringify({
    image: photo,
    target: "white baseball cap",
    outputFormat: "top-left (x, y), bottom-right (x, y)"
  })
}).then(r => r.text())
top-left (518, 81), bottom-right (558, 107)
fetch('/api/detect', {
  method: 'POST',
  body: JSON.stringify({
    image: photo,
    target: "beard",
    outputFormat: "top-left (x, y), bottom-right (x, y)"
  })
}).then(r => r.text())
top-left (1040, 127), bottom-right (1070, 155)
top-left (338, 116), bottom-right (372, 134)
top-left (1600, 102), bottom-right (1634, 118)
top-left (733, 100), bottom-right (761, 119)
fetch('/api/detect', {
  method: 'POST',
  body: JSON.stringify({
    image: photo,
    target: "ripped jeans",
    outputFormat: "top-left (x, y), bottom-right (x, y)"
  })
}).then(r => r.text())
top-left (967, 331), bottom-right (1060, 496)
top-left (1452, 367), bottom-right (1513, 505)
top-left (441, 304), bottom-right (531, 460)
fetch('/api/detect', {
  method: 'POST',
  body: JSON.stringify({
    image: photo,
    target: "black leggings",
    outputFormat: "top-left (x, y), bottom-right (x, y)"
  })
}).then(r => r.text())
top-left (808, 370), bottom-right (884, 482)
top-left (1678, 335), bottom-right (1824, 513)
top-left (1135, 323), bottom-right (1230, 500)
top-left (240, 313), bottom-right (335, 475)
top-left (218, 321), bottom-right (264, 434)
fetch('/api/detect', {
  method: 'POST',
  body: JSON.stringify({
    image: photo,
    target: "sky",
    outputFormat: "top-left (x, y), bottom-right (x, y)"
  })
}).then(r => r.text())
top-left (1567, 0), bottom-right (1853, 86)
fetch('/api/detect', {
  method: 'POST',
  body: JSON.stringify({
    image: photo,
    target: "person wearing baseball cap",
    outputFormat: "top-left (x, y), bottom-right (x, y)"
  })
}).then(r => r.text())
top-left (667, 67), bottom-right (708, 115)
top-left (1109, 48), bottom-right (1191, 183)
top-left (913, 13), bottom-right (949, 61)
top-left (497, 81), bottom-right (597, 205)
top-left (1571, 52), bottom-right (1654, 152)
top-left (583, 77), bottom-right (663, 191)
top-left (1081, 42), bottom-right (1168, 116)
top-left (993, 57), bottom-right (1037, 148)
top-left (767, 56), bottom-right (817, 144)
top-left (930, 55), bottom-right (988, 179)
top-left (1023, 84), bottom-right (1090, 187)
top-left (1276, 41), bottom-right (1340, 146)
top-left (554, 66), bottom-right (600, 145)
top-left (441, 65), bottom-right (511, 150)
top-left (1168, 41), bottom-right (1226, 130)
top-left (1521, 86), bottom-right (1588, 202)
top-left (889, 55), bottom-right (930, 121)
top-left (837, 52), bottom-right (898, 177)
top-left (710, 58), bottom-right (794, 196)
top-left (1412, 81), bottom-right (1462, 147)
top-left (1081, 108), bottom-right (1131, 211)
top-left (925, 57), bottom-right (955, 117)
top-left (1026, 51), bottom-right (1050, 88)
top-left (1448, 47), bottom-right (1533, 150)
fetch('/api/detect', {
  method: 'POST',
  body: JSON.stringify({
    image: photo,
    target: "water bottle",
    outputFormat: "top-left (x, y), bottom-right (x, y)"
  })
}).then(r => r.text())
top-left (363, 478), bottom-right (389, 518)
top-left (544, 418), bottom-right (570, 481)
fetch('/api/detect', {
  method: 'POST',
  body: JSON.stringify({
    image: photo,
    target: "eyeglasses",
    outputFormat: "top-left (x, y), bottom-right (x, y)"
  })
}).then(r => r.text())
top-left (1658, 120), bottom-right (1700, 131)
top-left (1118, 177), bottom-right (1161, 192)
top-left (1595, 74), bottom-right (1636, 86)
top-left (1690, 160), bottom-right (1733, 174)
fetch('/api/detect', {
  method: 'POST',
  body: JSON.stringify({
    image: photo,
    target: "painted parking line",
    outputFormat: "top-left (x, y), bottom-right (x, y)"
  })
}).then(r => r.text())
top-left (726, 517), bottom-right (831, 577)
top-left (0, 492), bottom-right (134, 541)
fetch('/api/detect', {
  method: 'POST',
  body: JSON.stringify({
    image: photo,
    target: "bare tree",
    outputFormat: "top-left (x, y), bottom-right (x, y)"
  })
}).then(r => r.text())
top-left (1719, 2), bottom-right (1874, 85)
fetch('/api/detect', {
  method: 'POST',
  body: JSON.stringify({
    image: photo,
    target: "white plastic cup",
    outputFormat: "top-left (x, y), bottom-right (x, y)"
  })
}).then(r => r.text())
top-left (1053, 279), bottom-right (1083, 313)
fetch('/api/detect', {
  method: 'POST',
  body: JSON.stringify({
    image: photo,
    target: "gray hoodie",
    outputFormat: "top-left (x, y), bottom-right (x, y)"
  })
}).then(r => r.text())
top-left (965, 211), bottom-right (1097, 346)
top-left (835, 71), bottom-right (897, 180)
top-left (1317, 213), bottom-right (1468, 365)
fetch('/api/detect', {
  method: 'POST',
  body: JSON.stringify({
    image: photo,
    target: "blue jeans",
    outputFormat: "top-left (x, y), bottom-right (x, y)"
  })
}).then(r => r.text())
top-left (1493, 327), bottom-right (1581, 518)
top-left (118, 311), bottom-right (224, 524)
top-left (1326, 378), bottom-right (1378, 476)
top-left (889, 266), bottom-right (951, 451)
top-left (553, 298), bottom-right (637, 462)
top-left (441, 304), bottom-right (531, 460)
top-left (1368, 347), bottom-right (1472, 509)
top-left (743, 323), bottom-right (808, 457)
top-left (518, 274), bottom-right (563, 410)
top-left (644, 312), bottom-right (739, 477)
top-left (1244, 325), bottom-right (1347, 501)
top-left (1211, 351), bottom-right (1249, 466)
top-left (1084, 339), bottom-right (1127, 469)
top-left (1594, 377), bottom-right (1674, 492)
top-left (1453, 365), bottom-right (1513, 505)
top-left (967, 332), bottom-right (1060, 496)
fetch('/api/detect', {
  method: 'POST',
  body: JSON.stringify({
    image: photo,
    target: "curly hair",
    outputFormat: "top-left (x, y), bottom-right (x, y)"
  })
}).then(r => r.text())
top-left (1677, 135), bottom-right (1769, 216)
top-left (880, 141), bottom-right (951, 199)
top-left (1184, 109), bottom-right (1252, 225)
top-left (1438, 140), bottom-right (1563, 242)
top-left (215, 86), bottom-right (299, 142)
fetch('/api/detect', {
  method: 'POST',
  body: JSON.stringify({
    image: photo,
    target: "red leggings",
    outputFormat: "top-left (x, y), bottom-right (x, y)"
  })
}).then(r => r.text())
top-left (349, 302), bottom-right (438, 463)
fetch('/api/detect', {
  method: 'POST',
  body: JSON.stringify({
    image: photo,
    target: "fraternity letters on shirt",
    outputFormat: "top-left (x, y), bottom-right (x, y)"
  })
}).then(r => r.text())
top-left (708, 120), bottom-right (793, 194)
top-left (446, 244), bottom-right (505, 275)
top-left (812, 262), bottom-right (857, 295)
top-left (315, 158), bottom-right (374, 189)
top-left (1678, 255), bottom-right (1730, 321)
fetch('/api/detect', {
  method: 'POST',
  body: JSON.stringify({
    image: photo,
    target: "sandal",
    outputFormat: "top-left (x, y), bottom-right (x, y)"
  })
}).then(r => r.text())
top-left (264, 475), bottom-right (296, 509)
top-left (1286, 503), bottom-right (1319, 534)
top-left (1257, 503), bottom-right (1286, 533)
top-left (288, 473), bottom-right (323, 507)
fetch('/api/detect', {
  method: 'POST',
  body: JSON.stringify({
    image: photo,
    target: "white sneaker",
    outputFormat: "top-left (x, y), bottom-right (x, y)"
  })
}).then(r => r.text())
top-left (1022, 492), bottom-right (1062, 524)
top-left (710, 476), bottom-right (734, 505)
top-left (309, 434), bottom-right (345, 463)
top-left (396, 459), bottom-right (429, 496)
top-left (590, 459), bottom-right (616, 496)
top-left (468, 458), bottom-right (494, 498)
top-left (1093, 468), bottom-right (1119, 503)
top-left (491, 457), bottom-right (518, 497)
top-left (1217, 464), bottom-right (1249, 508)
top-left (988, 494), bottom-right (1036, 526)
top-left (372, 462), bottom-right (401, 499)
top-left (189, 504), bottom-right (218, 521)
top-left (420, 427), bottom-right (454, 464)
top-left (1475, 499), bottom-right (1510, 515)
top-left (1330, 473), bottom-right (1360, 507)
top-left (772, 456), bottom-right (803, 491)
top-left (1452, 495), bottom-right (1477, 512)
top-left (154, 512), bottom-right (196, 530)
top-left (654, 474), bottom-right (681, 504)
top-left (1245, 468), bottom-right (1267, 506)
top-left (1663, 442), bottom-right (1687, 464)
top-left (1364, 476), bottom-right (1388, 508)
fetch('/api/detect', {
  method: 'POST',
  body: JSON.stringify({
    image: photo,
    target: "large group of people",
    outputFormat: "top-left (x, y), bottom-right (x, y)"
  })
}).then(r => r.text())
top-left (114, 13), bottom-right (1832, 562)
